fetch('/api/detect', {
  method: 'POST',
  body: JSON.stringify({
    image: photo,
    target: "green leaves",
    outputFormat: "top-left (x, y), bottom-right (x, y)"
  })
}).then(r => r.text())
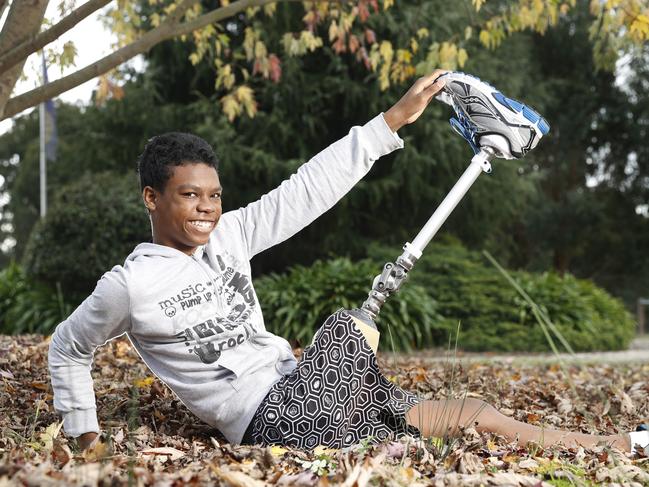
top-left (0, 262), bottom-right (73, 335)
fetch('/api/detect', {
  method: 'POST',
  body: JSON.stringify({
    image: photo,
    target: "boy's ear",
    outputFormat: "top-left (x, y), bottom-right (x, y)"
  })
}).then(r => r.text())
top-left (142, 186), bottom-right (157, 211)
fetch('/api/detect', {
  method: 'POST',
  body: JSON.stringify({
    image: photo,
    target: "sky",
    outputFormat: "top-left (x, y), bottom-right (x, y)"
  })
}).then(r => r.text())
top-left (0, 2), bottom-right (124, 136)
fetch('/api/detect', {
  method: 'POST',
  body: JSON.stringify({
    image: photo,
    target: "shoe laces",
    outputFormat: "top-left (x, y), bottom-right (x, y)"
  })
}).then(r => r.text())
top-left (449, 109), bottom-right (480, 154)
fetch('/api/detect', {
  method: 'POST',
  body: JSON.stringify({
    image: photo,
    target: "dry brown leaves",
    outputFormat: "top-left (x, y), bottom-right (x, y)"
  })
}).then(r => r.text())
top-left (1, 334), bottom-right (648, 486)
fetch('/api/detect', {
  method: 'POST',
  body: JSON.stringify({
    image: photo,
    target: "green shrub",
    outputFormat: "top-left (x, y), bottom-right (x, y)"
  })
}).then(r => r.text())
top-left (0, 261), bottom-right (28, 332)
top-left (0, 261), bottom-right (73, 335)
top-left (505, 271), bottom-right (636, 352)
top-left (23, 172), bottom-right (150, 298)
top-left (254, 257), bottom-right (455, 352)
top-left (369, 239), bottom-right (635, 352)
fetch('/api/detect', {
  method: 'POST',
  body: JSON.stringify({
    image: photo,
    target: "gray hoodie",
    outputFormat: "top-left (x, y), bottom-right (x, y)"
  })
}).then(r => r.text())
top-left (48, 113), bottom-right (404, 444)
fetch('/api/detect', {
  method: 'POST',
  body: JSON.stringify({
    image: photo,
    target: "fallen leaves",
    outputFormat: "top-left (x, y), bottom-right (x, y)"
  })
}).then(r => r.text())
top-left (1, 334), bottom-right (648, 486)
top-left (133, 376), bottom-right (155, 388)
top-left (556, 396), bottom-right (573, 415)
top-left (23, 420), bottom-right (63, 453)
top-left (618, 389), bottom-right (636, 415)
top-left (80, 436), bottom-right (111, 462)
top-left (595, 464), bottom-right (649, 484)
top-left (212, 466), bottom-right (267, 487)
top-left (29, 381), bottom-right (49, 391)
top-left (517, 458), bottom-right (539, 470)
top-left (0, 368), bottom-right (14, 379)
top-left (51, 439), bottom-right (73, 467)
top-left (140, 446), bottom-right (185, 462)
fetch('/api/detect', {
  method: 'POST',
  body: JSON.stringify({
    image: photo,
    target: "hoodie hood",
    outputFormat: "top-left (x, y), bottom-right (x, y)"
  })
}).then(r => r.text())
top-left (126, 242), bottom-right (207, 261)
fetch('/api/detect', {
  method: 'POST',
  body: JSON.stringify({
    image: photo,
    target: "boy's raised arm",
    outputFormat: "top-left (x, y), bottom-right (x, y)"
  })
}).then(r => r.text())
top-left (226, 70), bottom-right (447, 258)
top-left (47, 266), bottom-right (131, 443)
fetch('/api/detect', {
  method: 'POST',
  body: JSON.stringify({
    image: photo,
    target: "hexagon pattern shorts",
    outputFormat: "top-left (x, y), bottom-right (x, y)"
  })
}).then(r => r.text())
top-left (242, 309), bottom-right (422, 449)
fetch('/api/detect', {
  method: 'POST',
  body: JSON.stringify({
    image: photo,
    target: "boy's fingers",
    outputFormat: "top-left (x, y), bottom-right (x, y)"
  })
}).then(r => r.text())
top-left (430, 77), bottom-right (446, 89)
top-left (423, 77), bottom-right (446, 98)
top-left (419, 69), bottom-right (449, 87)
top-left (410, 70), bottom-right (448, 100)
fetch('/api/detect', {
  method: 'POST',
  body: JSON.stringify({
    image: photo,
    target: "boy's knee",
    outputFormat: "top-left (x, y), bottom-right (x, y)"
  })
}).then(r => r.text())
top-left (312, 312), bottom-right (380, 355)
top-left (350, 317), bottom-right (379, 354)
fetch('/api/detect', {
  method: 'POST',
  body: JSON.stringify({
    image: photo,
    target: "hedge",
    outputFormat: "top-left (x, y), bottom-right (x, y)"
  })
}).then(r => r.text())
top-left (23, 172), bottom-right (150, 298)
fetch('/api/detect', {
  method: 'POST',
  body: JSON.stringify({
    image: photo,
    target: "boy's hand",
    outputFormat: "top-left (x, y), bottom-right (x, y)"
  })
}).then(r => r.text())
top-left (77, 431), bottom-right (99, 451)
top-left (383, 69), bottom-right (448, 133)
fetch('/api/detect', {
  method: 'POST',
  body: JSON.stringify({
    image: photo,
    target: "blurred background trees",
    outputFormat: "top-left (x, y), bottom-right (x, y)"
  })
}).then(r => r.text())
top-left (0, 0), bottom-right (647, 350)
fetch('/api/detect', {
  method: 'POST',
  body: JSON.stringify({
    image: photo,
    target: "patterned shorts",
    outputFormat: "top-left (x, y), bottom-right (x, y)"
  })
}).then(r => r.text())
top-left (241, 309), bottom-right (421, 449)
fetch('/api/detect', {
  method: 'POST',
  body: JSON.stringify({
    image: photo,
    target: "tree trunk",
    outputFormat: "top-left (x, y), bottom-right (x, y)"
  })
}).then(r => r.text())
top-left (0, 0), bottom-right (49, 119)
top-left (553, 248), bottom-right (570, 276)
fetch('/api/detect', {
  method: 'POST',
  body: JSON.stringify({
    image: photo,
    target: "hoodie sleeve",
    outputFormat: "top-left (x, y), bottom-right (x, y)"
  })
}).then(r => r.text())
top-left (47, 266), bottom-right (131, 438)
top-left (226, 113), bottom-right (404, 258)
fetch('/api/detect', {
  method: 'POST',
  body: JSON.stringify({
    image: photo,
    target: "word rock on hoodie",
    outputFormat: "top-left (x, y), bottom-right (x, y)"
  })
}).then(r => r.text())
top-left (48, 114), bottom-right (404, 444)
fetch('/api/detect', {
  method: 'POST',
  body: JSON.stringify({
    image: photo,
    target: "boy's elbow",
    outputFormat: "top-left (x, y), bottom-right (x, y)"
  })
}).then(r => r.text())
top-left (47, 327), bottom-right (92, 367)
top-left (47, 326), bottom-right (61, 367)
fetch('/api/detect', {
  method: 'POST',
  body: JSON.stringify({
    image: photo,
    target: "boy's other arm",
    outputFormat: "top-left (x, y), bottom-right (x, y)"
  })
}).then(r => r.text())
top-left (229, 70), bottom-right (447, 258)
top-left (47, 267), bottom-right (131, 446)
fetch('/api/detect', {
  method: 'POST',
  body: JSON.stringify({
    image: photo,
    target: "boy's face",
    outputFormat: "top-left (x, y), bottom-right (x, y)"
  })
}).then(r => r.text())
top-left (143, 162), bottom-right (222, 255)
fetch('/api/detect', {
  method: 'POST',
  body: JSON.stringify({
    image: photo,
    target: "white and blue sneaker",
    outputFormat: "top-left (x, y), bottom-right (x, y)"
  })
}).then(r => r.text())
top-left (435, 71), bottom-right (550, 159)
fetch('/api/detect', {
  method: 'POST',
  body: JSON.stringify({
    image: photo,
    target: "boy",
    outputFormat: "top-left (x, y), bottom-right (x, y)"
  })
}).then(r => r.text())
top-left (48, 70), bottom-right (645, 453)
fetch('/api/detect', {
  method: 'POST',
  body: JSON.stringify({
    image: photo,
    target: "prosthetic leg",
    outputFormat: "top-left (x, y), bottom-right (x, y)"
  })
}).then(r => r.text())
top-left (347, 71), bottom-right (551, 351)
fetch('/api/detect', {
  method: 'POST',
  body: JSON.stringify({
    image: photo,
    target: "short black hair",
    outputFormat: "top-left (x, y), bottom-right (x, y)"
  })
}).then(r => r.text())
top-left (136, 132), bottom-right (219, 192)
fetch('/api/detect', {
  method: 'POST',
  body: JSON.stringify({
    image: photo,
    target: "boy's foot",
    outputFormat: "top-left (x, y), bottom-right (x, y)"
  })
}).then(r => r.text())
top-left (434, 71), bottom-right (549, 159)
top-left (629, 424), bottom-right (649, 454)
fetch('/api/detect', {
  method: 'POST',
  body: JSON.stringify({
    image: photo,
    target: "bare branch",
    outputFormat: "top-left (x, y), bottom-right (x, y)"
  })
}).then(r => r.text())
top-left (2, 0), bottom-right (302, 120)
top-left (0, 0), bottom-right (112, 76)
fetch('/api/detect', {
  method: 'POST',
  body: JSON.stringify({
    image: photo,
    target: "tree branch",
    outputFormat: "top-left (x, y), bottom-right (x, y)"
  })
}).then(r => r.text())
top-left (168, 0), bottom-right (201, 24)
top-left (0, 0), bottom-right (112, 76)
top-left (0, 1), bottom-right (8, 20)
top-left (0, 0), bottom-right (49, 119)
top-left (2, 0), bottom-right (303, 120)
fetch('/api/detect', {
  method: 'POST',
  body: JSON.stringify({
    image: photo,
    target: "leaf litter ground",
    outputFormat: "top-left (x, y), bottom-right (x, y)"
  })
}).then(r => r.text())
top-left (1, 334), bottom-right (648, 486)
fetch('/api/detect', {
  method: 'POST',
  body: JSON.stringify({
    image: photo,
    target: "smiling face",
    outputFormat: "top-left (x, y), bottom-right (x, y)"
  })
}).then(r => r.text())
top-left (143, 162), bottom-right (222, 255)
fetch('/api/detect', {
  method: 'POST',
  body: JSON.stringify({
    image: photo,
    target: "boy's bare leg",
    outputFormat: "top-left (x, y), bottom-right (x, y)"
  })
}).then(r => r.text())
top-left (405, 398), bottom-right (631, 451)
